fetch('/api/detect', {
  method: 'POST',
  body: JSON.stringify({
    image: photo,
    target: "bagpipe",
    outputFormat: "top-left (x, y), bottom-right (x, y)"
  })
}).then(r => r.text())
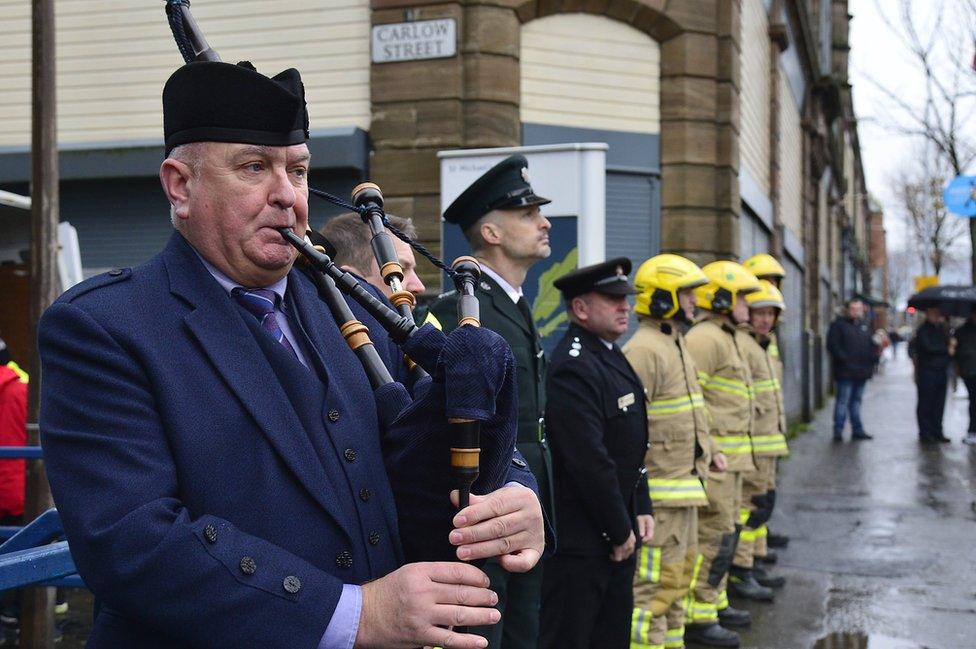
top-left (163, 0), bottom-right (519, 560)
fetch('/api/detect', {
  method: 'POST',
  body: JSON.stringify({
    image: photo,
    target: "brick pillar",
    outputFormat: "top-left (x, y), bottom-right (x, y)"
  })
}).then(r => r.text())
top-left (659, 0), bottom-right (742, 264)
top-left (369, 0), bottom-right (520, 289)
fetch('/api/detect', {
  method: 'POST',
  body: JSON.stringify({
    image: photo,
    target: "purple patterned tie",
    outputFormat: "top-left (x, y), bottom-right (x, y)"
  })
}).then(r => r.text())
top-left (232, 287), bottom-right (298, 359)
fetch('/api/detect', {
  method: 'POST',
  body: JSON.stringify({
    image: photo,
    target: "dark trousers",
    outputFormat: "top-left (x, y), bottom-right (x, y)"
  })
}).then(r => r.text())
top-left (538, 553), bottom-right (635, 649)
top-left (964, 376), bottom-right (976, 433)
top-left (916, 366), bottom-right (948, 439)
top-left (472, 558), bottom-right (544, 649)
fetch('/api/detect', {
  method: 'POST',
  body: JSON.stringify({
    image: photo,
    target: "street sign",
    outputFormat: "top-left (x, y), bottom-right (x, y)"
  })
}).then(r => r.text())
top-left (943, 175), bottom-right (976, 216)
top-left (914, 275), bottom-right (939, 293)
top-left (371, 19), bottom-right (457, 64)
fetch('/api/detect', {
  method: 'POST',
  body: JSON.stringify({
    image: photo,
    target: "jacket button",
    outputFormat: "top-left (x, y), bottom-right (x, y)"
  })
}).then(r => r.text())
top-left (282, 575), bottom-right (302, 594)
top-left (108, 268), bottom-right (123, 276)
top-left (359, 488), bottom-right (372, 502)
top-left (328, 409), bottom-right (340, 422)
top-left (512, 457), bottom-right (527, 468)
top-left (336, 550), bottom-right (353, 569)
top-left (203, 524), bottom-right (218, 544)
top-left (240, 556), bottom-right (257, 575)
top-left (344, 448), bottom-right (357, 462)
top-left (369, 531), bottom-right (381, 546)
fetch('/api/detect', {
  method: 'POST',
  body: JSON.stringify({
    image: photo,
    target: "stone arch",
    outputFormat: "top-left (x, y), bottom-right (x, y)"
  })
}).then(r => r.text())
top-left (511, 0), bottom-right (744, 260)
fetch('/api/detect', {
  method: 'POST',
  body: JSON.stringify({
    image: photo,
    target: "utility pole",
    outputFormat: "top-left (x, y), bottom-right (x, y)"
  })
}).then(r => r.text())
top-left (23, 0), bottom-right (59, 646)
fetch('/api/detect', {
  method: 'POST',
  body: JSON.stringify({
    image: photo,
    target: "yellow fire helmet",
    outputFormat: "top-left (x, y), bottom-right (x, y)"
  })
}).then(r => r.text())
top-left (745, 279), bottom-right (785, 312)
top-left (634, 254), bottom-right (709, 319)
top-left (694, 260), bottom-right (761, 313)
top-left (743, 253), bottom-right (786, 280)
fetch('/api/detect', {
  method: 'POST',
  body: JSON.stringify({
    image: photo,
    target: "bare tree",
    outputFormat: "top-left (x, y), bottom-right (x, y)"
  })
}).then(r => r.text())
top-left (886, 246), bottom-right (913, 305)
top-left (869, 0), bottom-right (976, 280)
top-left (892, 151), bottom-right (969, 276)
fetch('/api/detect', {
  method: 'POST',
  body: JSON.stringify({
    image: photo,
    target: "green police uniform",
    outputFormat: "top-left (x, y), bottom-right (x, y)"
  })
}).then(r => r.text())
top-left (430, 154), bottom-right (553, 649)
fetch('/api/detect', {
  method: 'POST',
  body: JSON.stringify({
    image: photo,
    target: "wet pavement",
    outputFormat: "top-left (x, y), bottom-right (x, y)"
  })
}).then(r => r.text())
top-left (735, 353), bottom-right (976, 649)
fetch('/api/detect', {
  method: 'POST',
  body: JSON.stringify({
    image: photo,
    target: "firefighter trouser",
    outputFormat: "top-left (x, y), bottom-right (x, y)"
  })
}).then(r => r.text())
top-left (755, 457), bottom-right (778, 559)
top-left (631, 507), bottom-right (698, 649)
top-left (686, 471), bottom-right (741, 625)
top-left (732, 456), bottom-right (776, 569)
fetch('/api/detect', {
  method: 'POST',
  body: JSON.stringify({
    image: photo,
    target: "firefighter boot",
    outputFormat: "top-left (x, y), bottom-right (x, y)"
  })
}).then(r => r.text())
top-left (684, 623), bottom-right (740, 648)
top-left (716, 605), bottom-right (751, 628)
top-left (728, 567), bottom-right (774, 601)
top-left (757, 549), bottom-right (778, 564)
top-left (767, 531), bottom-right (789, 548)
top-left (752, 565), bottom-right (786, 588)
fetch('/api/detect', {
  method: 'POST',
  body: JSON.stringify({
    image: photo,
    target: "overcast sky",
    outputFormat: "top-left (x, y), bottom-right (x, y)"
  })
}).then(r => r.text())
top-left (849, 0), bottom-right (975, 285)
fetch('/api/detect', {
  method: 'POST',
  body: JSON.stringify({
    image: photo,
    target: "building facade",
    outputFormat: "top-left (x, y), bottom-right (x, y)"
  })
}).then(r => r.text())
top-left (0, 0), bottom-right (886, 421)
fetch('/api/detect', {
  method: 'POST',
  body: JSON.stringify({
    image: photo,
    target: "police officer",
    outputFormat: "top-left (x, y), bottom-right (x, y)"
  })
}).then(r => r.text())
top-left (684, 261), bottom-right (761, 648)
top-left (729, 281), bottom-right (789, 598)
top-left (539, 259), bottom-right (653, 649)
top-left (742, 253), bottom-right (790, 551)
top-left (430, 154), bottom-right (554, 649)
top-left (624, 254), bottom-right (726, 649)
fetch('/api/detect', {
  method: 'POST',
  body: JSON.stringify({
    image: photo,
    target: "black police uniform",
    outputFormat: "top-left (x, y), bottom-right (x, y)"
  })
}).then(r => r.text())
top-left (429, 154), bottom-right (553, 649)
top-left (538, 260), bottom-right (652, 649)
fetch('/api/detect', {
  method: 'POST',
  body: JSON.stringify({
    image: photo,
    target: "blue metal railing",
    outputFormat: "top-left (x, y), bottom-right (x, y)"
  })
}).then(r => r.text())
top-left (0, 443), bottom-right (86, 591)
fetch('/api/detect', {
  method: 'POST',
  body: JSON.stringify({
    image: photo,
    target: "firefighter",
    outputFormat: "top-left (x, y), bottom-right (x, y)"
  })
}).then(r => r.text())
top-left (729, 280), bottom-right (789, 599)
top-left (742, 254), bottom-right (789, 553)
top-left (683, 261), bottom-right (761, 648)
top-left (624, 255), bottom-right (728, 649)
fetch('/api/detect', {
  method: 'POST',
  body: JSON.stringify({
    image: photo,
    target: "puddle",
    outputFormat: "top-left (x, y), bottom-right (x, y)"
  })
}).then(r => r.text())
top-left (812, 632), bottom-right (927, 649)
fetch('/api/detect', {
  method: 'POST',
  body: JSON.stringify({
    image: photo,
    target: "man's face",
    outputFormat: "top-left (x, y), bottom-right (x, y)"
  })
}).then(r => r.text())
top-left (731, 293), bottom-right (751, 324)
top-left (488, 206), bottom-right (551, 263)
top-left (925, 307), bottom-right (944, 324)
top-left (750, 306), bottom-right (778, 335)
top-left (573, 292), bottom-right (631, 342)
top-left (847, 300), bottom-right (865, 320)
top-left (677, 288), bottom-right (697, 320)
top-left (178, 142), bottom-right (310, 286)
top-left (366, 238), bottom-right (426, 297)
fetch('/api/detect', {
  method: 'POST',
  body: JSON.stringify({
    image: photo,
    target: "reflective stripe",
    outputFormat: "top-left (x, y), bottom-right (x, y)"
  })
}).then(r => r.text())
top-left (717, 435), bottom-right (753, 454)
top-left (5, 361), bottom-right (28, 384)
top-left (637, 546), bottom-right (662, 583)
top-left (649, 478), bottom-right (707, 501)
top-left (756, 524), bottom-right (768, 539)
top-left (752, 378), bottom-right (780, 393)
top-left (738, 507), bottom-right (751, 525)
top-left (768, 343), bottom-right (780, 358)
top-left (631, 607), bottom-right (662, 649)
top-left (647, 393), bottom-right (706, 415)
top-left (752, 434), bottom-right (788, 453)
top-left (665, 626), bottom-right (685, 649)
top-left (697, 372), bottom-right (752, 399)
top-left (685, 554), bottom-right (718, 623)
top-left (717, 589), bottom-right (729, 610)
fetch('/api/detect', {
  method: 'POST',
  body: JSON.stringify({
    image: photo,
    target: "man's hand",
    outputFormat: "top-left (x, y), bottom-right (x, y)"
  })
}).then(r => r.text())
top-left (355, 562), bottom-right (499, 649)
top-left (449, 484), bottom-right (545, 573)
top-left (710, 452), bottom-right (728, 473)
top-left (637, 514), bottom-right (655, 545)
top-left (610, 530), bottom-right (636, 562)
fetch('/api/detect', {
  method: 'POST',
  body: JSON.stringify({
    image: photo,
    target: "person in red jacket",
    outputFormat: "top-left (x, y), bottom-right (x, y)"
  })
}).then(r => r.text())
top-left (0, 340), bottom-right (27, 524)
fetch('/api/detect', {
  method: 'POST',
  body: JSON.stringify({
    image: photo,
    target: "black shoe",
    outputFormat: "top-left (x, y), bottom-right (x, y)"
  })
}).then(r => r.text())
top-left (684, 622), bottom-right (740, 647)
top-left (832, 432), bottom-right (843, 442)
top-left (851, 431), bottom-right (873, 440)
top-left (935, 435), bottom-right (951, 443)
top-left (717, 605), bottom-right (751, 627)
top-left (757, 549), bottom-right (778, 564)
top-left (767, 531), bottom-right (790, 548)
top-left (753, 565), bottom-right (786, 588)
top-left (728, 569), bottom-right (775, 601)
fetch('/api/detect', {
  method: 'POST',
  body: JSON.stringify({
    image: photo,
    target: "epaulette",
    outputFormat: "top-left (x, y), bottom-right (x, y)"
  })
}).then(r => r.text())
top-left (659, 322), bottom-right (673, 335)
top-left (720, 321), bottom-right (737, 335)
top-left (59, 268), bottom-right (132, 303)
top-left (567, 335), bottom-right (584, 358)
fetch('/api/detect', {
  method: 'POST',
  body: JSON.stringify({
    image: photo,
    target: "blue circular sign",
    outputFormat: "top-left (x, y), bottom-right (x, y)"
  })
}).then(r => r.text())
top-left (943, 175), bottom-right (976, 217)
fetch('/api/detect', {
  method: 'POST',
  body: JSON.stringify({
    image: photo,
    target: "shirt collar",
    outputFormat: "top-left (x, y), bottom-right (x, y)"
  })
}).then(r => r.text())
top-left (195, 249), bottom-right (289, 304)
top-left (480, 264), bottom-right (522, 305)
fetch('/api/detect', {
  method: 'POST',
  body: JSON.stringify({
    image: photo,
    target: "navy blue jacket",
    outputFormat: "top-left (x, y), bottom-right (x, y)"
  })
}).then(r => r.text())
top-left (38, 233), bottom-right (533, 648)
top-left (826, 316), bottom-right (878, 381)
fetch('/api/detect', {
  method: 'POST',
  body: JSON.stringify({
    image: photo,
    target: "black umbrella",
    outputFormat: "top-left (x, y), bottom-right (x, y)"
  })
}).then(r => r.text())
top-left (907, 285), bottom-right (976, 317)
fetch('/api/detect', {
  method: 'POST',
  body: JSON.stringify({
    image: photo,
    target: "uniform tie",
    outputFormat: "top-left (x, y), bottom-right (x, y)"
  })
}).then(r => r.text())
top-left (232, 287), bottom-right (298, 359)
top-left (516, 296), bottom-right (535, 331)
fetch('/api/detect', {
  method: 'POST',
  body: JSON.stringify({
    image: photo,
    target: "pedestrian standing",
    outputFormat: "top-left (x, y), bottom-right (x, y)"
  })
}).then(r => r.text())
top-left (538, 259), bottom-right (653, 649)
top-left (684, 261), bottom-right (761, 648)
top-left (430, 154), bottom-right (555, 649)
top-left (909, 307), bottom-right (953, 444)
top-left (952, 311), bottom-right (976, 445)
top-left (624, 255), bottom-right (736, 649)
top-left (826, 299), bottom-right (878, 441)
